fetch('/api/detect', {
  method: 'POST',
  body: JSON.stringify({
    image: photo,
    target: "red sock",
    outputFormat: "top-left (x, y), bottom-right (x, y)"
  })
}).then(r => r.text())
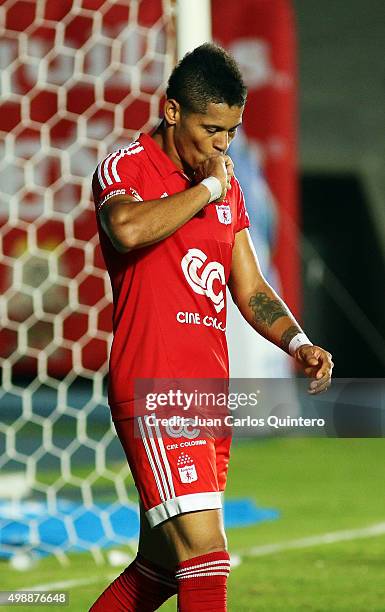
top-left (89, 554), bottom-right (177, 611)
top-left (175, 551), bottom-right (231, 612)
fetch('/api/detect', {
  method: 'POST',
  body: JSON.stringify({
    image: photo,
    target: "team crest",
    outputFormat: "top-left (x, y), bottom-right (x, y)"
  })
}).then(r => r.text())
top-left (216, 204), bottom-right (232, 225)
top-left (177, 452), bottom-right (198, 483)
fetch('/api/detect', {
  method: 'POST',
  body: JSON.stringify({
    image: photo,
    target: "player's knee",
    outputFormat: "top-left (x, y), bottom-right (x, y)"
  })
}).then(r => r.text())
top-left (160, 508), bottom-right (227, 562)
top-left (192, 539), bottom-right (227, 558)
top-left (178, 532), bottom-right (227, 561)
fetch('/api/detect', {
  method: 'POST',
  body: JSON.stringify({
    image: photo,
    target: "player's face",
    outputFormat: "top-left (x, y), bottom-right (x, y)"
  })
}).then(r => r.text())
top-left (173, 102), bottom-right (244, 171)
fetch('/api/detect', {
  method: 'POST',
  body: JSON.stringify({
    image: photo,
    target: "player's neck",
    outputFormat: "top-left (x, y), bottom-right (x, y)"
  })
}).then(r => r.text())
top-left (152, 121), bottom-right (193, 179)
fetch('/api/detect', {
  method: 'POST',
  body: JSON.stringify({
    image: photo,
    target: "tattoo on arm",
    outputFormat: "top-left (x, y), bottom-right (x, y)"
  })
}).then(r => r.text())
top-left (280, 325), bottom-right (301, 352)
top-left (248, 292), bottom-right (288, 327)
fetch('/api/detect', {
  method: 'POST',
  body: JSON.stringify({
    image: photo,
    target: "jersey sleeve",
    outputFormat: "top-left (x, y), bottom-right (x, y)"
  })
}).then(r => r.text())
top-left (233, 177), bottom-right (250, 233)
top-left (92, 143), bottom-right (144, 213)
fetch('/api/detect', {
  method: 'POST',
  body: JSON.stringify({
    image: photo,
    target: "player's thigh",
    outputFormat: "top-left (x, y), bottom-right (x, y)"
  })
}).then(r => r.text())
top-left (114, 416), bottom-right (228, 560)
top-left (159, 506), bottom-right (227, 562)
top-left (139, 501), bottom-right (226, 567)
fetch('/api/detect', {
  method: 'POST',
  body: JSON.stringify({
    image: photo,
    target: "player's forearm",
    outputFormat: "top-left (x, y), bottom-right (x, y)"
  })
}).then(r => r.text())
top-left (234, 280), bottom-right (307, 355)
top-left (107, 183), bottom-right (212, 252)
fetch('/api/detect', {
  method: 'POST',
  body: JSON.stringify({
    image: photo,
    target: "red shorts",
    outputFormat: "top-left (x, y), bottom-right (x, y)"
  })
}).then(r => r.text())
top-left (114, 414), bottom-right (232, 528)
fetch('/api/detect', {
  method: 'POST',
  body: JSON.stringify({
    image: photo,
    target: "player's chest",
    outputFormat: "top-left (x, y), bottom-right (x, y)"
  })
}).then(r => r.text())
top-left (181, 200), bottom-right (235, 245)
top-left (142, 174), bottom-right (235, 245)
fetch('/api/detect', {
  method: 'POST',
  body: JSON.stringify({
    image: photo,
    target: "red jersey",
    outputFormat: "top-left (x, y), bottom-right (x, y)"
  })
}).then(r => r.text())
top-left (92, 133), bottom-right (250, 420)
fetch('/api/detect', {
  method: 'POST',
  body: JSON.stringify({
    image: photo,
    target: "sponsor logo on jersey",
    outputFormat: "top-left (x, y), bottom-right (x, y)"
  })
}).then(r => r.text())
top-left (181, 248), bottom-right (225, 313)
top-left (177, 452), bottom-right (198, 483)
top-left (176, 311), bottom-right (226, 332)
top-left (166, 439), bottom-right (207, 451)
top-left (216, 204), bottom-right (232, 225)
top-left (165, 419), bottom-right (200, 439)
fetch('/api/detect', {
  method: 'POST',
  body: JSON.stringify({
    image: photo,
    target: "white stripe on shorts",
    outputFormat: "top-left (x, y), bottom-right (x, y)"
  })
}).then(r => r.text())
top-left (146, 491), bottom-right (222, 528)
top-left (144, 416), bottom-right (172, 501)
top-left (153, 420), bottom-right (176, 498)
top-left (137, 416), bottom-right (165, 503)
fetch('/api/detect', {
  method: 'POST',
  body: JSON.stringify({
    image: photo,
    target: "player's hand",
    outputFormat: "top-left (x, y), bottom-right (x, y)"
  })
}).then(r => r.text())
top-left (294, 345), bottom-right (334, 394)
top-left (223, 155), bottom-right (234, 191)
top-left (194, 155), bottom-right (231, 201)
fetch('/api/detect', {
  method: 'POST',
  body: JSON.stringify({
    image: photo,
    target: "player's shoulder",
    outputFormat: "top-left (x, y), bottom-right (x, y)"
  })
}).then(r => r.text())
top-left (94, 135), bottom-right (148, 187)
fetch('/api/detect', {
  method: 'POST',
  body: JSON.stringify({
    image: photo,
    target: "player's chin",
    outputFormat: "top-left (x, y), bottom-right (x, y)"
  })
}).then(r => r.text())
top-left (198, 148), bottom-right (218, 162)
top-left (194, 152), bottom-right (211, 165)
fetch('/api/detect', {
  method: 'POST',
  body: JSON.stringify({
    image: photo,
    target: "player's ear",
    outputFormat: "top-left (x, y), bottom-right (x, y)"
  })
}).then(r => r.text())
top-left (164, 99), bottom-right (181, 126)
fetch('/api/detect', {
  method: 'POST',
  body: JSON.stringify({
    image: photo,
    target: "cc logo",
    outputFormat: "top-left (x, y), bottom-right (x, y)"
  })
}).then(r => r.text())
top-left (181, 248), bottom-right (225, 313)
top-left (165, 419), bottom-right (200, 439)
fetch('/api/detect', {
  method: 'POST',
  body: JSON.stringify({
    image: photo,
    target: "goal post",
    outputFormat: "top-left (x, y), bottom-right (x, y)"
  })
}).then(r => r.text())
top-left (175, 0), bottom-right (212, 58)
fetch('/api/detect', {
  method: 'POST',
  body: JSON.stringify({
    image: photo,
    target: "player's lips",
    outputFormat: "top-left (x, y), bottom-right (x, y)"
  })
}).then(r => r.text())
top-left (195, 152), bottom-right (225, 166)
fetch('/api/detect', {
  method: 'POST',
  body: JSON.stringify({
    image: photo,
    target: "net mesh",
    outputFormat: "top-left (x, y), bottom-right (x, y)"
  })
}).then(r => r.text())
top-left (0, 0), bottom-right (175, 564)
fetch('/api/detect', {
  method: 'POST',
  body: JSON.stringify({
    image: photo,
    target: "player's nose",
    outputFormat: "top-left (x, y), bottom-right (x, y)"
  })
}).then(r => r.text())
top-left (213, 132), bottom-right (229, 153)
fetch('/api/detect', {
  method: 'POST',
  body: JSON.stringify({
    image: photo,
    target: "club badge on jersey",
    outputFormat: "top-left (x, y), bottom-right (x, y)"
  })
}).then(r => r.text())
top-left (215, 204), bottom-right (232, 225)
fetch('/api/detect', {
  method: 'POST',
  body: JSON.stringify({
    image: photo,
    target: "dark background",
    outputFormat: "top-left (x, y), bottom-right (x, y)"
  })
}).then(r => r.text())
top-left (295, 0), bottom-right (385, 376)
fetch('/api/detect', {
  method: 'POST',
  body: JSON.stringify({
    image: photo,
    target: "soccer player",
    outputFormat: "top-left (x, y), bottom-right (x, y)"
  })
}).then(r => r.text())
top-left (90, 44), bottom-right (333, 611)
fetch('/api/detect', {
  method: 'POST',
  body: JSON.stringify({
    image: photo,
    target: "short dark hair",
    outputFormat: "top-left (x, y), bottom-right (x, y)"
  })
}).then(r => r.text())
top-left (166, 43), bottom-right (247, 114)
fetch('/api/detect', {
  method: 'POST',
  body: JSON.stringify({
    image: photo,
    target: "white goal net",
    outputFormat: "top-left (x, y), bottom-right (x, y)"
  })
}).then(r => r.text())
top-left (0, 0), bottom-right (176, 565)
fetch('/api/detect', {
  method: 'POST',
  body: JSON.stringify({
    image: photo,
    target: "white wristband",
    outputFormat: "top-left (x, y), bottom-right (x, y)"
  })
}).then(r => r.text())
top-left (200, 176), bottom-right (222, 203)
top-left (288, 333), bottom-right (313, 356)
